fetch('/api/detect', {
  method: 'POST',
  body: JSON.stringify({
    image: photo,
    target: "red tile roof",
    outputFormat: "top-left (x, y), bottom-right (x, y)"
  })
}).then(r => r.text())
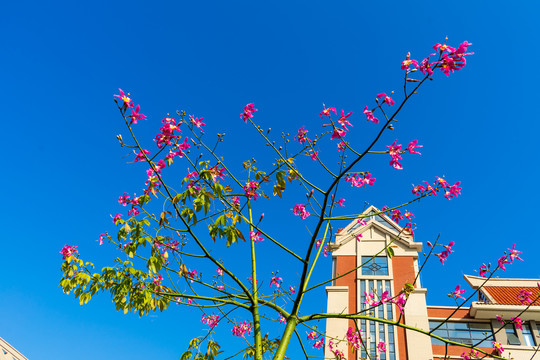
top-left (483, 286), bottom-right (540, 305)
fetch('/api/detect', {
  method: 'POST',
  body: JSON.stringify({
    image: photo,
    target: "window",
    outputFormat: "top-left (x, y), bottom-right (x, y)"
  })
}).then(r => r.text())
top-left (429, 321), bottom-right (494, 347)
top-left (505, 324), bottom-right (521, 345)
top-left (361, 256), bottom-right (389, 276)
top-left (522, 323), bottom-right (535, 346)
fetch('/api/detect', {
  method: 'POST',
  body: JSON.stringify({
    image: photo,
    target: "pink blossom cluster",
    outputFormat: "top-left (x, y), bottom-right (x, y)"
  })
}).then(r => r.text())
top-left (155, 117), bottom-right (181, 148)
top-left (60, 245), bottom-right (78, 259)
top-left (292, 204), bottom-right (310, 220)
top-left (114, 89), bottom-right (147, 124)
top-left (346, 326), bottom-right (363, 350)
top-left (518, 289), bottom-right (533, 305)
top-left (306, 331), bottom-right (324, 349)
top-left (294, 126), bottom-right (310, 144)
top-left (240, 103), bottom-right (257, 123)
top-left (201, 312), bottom-right (219, 328)
top-left (328, 340), bottom-right (346, 360)
top-left (460, 350), bottom-right (479, 360)
top-left (243, 181), bottom-right (259, 200)
top-left (345, 172), bottom-right (375, 188)
top-left (498, 244), bottom-right (523, 271)
top-left (403, 40), bottom-right (473, 78)
top-left (315, 239), bottom-right (329, 257)
top-left (412, 177), bottom-right (461, 200)
top-left (153, 274), bottom-right (163, 287)
top-left (433, 241), bottom-right (455, 264)
top-left (232, 320), bottom-right (253, 337)
top-left (493, 341), bottom-right (504, 354)
top-left (386, 140), bottom-right (422, 170)
top-left (377, 341), bottom-right (386, 353)
top-left (364, 291), bottom-right (407, 313)
top-left (319, 106), bottom-right (354, 151)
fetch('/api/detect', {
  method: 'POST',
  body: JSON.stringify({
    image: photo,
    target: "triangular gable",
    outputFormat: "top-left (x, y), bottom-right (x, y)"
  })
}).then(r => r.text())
top-left (333, 205), bottom-right (418, 250)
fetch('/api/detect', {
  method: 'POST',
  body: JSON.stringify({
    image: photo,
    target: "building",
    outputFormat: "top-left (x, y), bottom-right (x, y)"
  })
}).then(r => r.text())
top-left (0, 337), bottom-right (28, 360)
top-left (325, 206), bottom-right (540, 360)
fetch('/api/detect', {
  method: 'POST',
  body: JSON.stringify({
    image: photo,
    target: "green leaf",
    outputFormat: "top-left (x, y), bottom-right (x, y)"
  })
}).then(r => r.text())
top-left (386, 246), bottom-right (395, 258)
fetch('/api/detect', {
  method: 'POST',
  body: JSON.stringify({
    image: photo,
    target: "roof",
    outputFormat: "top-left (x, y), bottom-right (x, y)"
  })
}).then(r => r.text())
top-left (483, 286), bottom-right (540, 306)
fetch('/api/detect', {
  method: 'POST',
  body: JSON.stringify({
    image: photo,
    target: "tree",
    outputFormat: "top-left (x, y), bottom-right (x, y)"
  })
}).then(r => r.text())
top-left (59, 39), bottom-right (530, 360)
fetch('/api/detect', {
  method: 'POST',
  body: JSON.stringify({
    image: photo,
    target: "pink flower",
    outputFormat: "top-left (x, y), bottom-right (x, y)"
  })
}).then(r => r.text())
top-left (202, 312), bottom-right (219, 328)
top-left (319, 107), bottom-right (337, 118)
top-left (412, 183), bottom-right (425, 196)
top-left (313, 338), bottom-right (324, 349)
top-left (452, 284), bottom-right (466, 300)
top-left (243, 181), bottom-right (260, 200)
top-left (336, 198), bottom-right (345, 207)
top-left (407, 140), bottom-right (422, 154)
top-left (496, 315), bottom-right (504, 325)
top-left (294, 126), bottom-right (310, 144)
top-left (189, 115), bottom-right (206, 130)
top-left (387, 140), bottom-right (403, 170)
top-left (435, 241), bottom-right (455, 264)
top-left (232, 321), bottom-right (253, 337)
top-left (444, 181), bottom-right (462, 200)
top-left (250, 231), bottom-right (264, 242)
top-left (270, 275), bottom-right (282, 288)
top-left (232, 196), bottom-right (240, 205)
top-left (114, 88), bottom-right (134, 108)
top-left (337, 109), bottom-right (353, 130)
top-left (187, 270), bottom-right (197, 283)
top-left (401, 52), bottom-right (419, 70)
top-left (112, 213), bottom-right (122, 224)
top-left (98, 233), bottom-right (105, 245)
top-left (347, 327), bottom-right (363, 350)
top-left (118, 192), bottom-right (131, 206)
top-left (377, 93), bottom-right (395, 106)
top-left (336, 141), bottom-right (346, 152)
top-left (289, 285), bottom-right (295, 294)
top-left (244, 181), bottom-right (259, 200)
top-left (130, 104), bottom-right (147, 124)
top-left (308, 151), bottom-right (318, 161)
top-left (511, 316), bottom-right (523, 330)
top-left (377, 342), bottom-right (386, 353)
top-left (380, 291), bottom-right (392, 304)
top-left (216, 267), bottom-right (223, 276)
top-left (345, 172), bottom-right (376, 188)
top-left (391, 209), bottom-right (404, 224)
top-left (364, 292), bottom-right (380, 307)
top-left (392, 293), bottom-right (407, 313)
top-left (279, 315), bottom-right (286, 324)
top-left (307, 331), bottom-right (318, 340)
top-left (134, 149), bottom-right (151, 162)
top-left (330, 128), bottom-right (346, 140)
top-left (479, 264), bottom-right (488, 278)
top-left (241, 103), bottom-right (257, 123)
top-left (60, 245), bottom-right (78, 259)
top-left (493, 341), bottom-right (504, 353)
top-left (363, 106), bottom-right (379, 124)
top-left (292, 204), bottom-right (310, 220)
top-left (356, 234), bottom-right (363, 242)
top-left (508, 244), bottom-right (523, 263)
top-left (498, 255), bottom-right (509, 271)
top-left (518, 289), bottom-right (533, 305)
top-left (420, 57), bottom-right (434, 76)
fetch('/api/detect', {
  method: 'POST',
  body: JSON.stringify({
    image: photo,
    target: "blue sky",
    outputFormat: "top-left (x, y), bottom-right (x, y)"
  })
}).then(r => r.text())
top-left (1, 1), bottom-right (539, 359)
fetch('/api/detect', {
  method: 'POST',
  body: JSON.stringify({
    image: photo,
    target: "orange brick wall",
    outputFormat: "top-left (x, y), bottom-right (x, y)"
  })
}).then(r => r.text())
top-left (391, 256), bottom-right (416, 360)
top-left (335, 255), bottom-right (357, 360)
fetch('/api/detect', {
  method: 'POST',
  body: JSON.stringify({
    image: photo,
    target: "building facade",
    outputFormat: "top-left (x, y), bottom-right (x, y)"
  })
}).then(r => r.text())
top-left (0, 337), bottom-right (28, 360)
top-left (325, 206), bottom-right (540, 360)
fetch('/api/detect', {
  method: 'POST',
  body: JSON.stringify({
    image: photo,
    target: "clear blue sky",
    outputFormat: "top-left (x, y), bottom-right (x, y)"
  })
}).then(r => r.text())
top-left (1, 1), bottom-right (539, 359)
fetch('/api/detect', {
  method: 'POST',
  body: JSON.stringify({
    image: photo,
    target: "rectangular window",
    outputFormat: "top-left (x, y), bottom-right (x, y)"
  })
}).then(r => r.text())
top-left (522, 323), bottom-right (535, 346)
top-left (429, 321), bottom-right (493, 347)
top-left (505, 324), bottom-right (521, 345)
top-left (361, 256), bottom-right (389, 276)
